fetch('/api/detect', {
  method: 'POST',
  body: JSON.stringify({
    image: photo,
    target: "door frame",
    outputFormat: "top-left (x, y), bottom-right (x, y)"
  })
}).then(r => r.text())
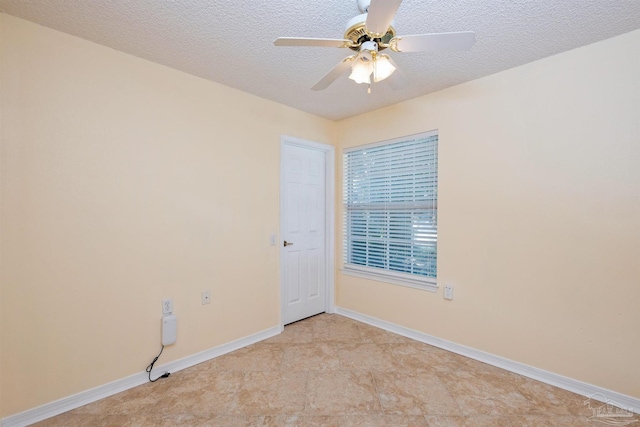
top-left (280, 135), bottom-right (335, 328)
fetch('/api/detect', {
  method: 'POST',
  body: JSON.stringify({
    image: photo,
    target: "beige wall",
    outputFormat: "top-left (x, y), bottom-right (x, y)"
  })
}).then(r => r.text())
top-left (336, 29), bottom-right (640, 399)
top-left (0, 14), bottom-right (335, 417)
top-left (1, 10), bottom-right (638, 420)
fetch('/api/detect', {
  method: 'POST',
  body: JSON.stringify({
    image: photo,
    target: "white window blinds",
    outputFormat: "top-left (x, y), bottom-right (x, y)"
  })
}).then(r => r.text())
top-left (343, 131), bottom-right (438, 287)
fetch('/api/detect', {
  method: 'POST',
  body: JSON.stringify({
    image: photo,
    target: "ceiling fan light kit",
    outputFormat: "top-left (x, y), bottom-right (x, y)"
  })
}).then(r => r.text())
top-left (347, 41), bottom-right (397, 87)
top-left (373, 54), bottom-right (396, 82)
top-left (274, 0), bottom-right (476, 91)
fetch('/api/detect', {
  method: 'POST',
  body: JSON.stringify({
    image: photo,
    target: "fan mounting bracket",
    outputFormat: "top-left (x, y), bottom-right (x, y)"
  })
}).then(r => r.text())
top-left (344, 13), bottom-right (395, 52)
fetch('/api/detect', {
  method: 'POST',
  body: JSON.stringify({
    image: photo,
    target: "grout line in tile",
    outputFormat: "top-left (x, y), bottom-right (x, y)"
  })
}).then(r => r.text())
top-left (431, 369), bottom-right (466, 417)
top-left (303, 371), bottom-right (311, 414)
top-left (369, 370), bottom-right (386, 415)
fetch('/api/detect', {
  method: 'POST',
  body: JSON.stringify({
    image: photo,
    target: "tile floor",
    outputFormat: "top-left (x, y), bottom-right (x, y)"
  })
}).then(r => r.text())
top-left (34, 314), bottom-right (638, 426)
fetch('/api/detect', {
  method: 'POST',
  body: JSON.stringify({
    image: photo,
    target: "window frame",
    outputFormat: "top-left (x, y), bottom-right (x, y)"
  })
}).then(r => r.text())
top-left (342, 130), bottom-right (439, 292)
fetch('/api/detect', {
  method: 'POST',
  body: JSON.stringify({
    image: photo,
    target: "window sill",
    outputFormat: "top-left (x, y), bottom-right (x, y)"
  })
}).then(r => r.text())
top-left (341, 265), bottom-right (438, 293)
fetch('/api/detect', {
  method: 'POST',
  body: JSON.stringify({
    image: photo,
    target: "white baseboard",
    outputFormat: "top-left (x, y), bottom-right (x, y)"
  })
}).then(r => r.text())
top-left (335, 306), bottom-right (640, 415)
top-left (1, 325), bottom-right (282, 427)
top-left (6, 310), bottom-right (637, 426)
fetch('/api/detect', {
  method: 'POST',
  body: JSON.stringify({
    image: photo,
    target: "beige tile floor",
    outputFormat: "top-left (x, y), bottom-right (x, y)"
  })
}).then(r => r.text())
top-left (34, 314), bottom-right (638, 426)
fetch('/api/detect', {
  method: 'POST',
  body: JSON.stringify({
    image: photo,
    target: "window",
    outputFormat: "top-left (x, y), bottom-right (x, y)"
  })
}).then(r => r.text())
top-left (343, 131), bottom-right (438, 291)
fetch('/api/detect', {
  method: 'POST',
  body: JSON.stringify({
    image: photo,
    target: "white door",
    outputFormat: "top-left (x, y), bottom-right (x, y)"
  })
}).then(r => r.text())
top-left (281, 142), bottom-right (326, 324)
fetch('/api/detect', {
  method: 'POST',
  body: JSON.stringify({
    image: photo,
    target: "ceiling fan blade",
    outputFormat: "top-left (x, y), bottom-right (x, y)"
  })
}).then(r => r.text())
top-left (390, 31), bottom-right (476, 52)
top-left (385, 57), bottom-right (408, 90)
top-left (312, 56), bottom-right (356, 91)
top-left (274, 37), bottom-right (353, 48)
top-left (365, 0), bottom-right (403, 37)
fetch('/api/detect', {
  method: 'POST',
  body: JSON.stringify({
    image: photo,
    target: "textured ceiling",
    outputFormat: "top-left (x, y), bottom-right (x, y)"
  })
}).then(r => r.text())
top-left (1, 0), bottom-right (639, 120)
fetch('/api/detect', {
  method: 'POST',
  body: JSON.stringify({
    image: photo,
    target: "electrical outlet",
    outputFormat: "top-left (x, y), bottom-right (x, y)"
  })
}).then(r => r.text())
top-left (162, 298), bottom-right (173, 314)
top-left (444, 285), bottom-right (454, 300)
top-left (202, 290), bottom-right (211, 305)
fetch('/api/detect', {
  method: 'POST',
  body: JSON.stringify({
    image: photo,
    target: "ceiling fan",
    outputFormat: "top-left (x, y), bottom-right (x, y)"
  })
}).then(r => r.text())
top-left (273, 0), bottom-right (476, 91)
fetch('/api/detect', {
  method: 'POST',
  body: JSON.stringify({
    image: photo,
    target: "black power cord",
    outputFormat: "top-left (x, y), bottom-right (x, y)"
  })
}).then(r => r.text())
top-left (146, 345), bottom-right (171, 382)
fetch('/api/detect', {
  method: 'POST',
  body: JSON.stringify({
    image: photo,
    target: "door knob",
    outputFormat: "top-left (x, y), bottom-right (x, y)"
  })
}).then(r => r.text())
top-left (283, 240), bottom-right (294, 247)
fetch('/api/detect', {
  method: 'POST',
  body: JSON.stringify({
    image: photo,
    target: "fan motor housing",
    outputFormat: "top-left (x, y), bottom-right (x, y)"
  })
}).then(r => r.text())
top-left (344, 13), bottom-right (395, 51)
